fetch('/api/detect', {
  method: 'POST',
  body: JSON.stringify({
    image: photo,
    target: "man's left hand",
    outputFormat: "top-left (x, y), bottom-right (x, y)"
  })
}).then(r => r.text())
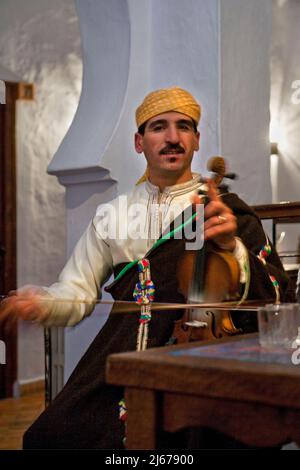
top-left (192, 179), bottom-right (237, 252)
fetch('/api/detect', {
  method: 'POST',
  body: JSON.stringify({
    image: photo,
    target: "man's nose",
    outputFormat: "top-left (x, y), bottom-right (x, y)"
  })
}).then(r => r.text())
top-left (165, 125), bottom-right (180, 143)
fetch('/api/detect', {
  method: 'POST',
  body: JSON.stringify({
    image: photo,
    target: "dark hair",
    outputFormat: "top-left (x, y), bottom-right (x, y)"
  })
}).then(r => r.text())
top-left (137, 122), bottom-right (146, 135)
top-left (137, 119), bottom-right (198, 136)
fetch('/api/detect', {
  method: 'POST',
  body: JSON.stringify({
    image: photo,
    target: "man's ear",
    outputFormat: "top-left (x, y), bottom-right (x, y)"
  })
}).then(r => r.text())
top-left (135, 132), bottom-right (144, 153)
top-left (194, 131), bottom-right (200, 151)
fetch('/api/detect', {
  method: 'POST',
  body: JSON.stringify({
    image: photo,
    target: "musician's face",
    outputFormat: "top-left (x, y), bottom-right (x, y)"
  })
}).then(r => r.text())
top-left (135, 111), bottom-right (200, 179)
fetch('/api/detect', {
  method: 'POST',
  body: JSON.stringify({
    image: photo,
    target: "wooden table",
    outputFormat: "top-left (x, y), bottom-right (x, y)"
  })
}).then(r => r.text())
top-left (106, 335), bottom-right (300, 449)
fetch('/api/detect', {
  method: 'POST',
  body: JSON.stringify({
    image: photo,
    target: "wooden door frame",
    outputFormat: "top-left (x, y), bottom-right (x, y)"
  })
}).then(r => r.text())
top-left (0, 82), bottom-right (18, 397)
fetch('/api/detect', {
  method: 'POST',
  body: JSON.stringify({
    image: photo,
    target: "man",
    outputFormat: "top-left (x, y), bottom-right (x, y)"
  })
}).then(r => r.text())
top-left (0, 87), bottom-right (289, 448)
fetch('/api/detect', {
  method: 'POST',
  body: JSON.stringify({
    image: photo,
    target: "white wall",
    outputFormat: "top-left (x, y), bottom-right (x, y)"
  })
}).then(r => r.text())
top-left (221, 0), bottom-right (272, 204)
top-left (0, 0), bottom-right (82, 385)
top-left (270, 0), bottom-right (300, 256)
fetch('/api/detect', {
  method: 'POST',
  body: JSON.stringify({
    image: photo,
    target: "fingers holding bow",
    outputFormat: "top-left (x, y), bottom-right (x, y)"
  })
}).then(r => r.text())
top-left (0, 286), bottom-right (49, 334)
top-left (192, 179), bottom-right (237, 251)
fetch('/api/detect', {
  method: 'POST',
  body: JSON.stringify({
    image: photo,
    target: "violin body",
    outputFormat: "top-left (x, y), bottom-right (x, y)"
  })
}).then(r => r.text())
top-left (172, 245), bottom-right (241, 343)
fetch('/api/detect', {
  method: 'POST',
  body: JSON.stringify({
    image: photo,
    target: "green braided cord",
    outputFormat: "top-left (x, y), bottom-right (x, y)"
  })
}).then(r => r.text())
top-left (113, 212), bottom-right (197, 283)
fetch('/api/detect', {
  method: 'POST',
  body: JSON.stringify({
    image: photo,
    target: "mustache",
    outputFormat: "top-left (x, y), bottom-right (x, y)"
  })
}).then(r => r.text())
top-left (160, 144), bottom-right (185, 155)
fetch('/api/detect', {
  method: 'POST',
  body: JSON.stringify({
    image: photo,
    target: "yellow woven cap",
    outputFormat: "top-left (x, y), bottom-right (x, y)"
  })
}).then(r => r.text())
top-left (136, 86), bottom-right (201, 129)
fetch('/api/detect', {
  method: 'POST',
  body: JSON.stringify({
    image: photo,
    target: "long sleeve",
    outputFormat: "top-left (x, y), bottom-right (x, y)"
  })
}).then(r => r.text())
top-left (41, 218), bottom-right (114, 327)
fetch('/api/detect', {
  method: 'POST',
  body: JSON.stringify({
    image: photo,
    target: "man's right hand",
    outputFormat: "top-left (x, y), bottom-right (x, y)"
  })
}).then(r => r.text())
top-left (0, 286), bottom-right (49, 331)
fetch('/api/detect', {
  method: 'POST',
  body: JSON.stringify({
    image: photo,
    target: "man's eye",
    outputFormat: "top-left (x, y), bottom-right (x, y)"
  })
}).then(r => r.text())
top-left (152, 125), bottom-right (164, 131)
top-left (178, 124), bottom-right (191, 130)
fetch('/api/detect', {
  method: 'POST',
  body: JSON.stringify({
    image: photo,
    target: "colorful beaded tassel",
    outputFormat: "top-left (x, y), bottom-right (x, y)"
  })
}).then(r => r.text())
top-left (257, 241), bottom-right (280, 302)
top-left (118, 258), bottom-right (155, 430)
top-left (118, 398), bottom-right (127, 422)
top-left (133, 259), bottom-right (155, 351)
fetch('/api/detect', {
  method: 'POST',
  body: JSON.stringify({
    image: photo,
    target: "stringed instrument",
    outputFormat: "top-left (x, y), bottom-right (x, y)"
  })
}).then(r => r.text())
top-left (171, 156), bottom-right (242, 343)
